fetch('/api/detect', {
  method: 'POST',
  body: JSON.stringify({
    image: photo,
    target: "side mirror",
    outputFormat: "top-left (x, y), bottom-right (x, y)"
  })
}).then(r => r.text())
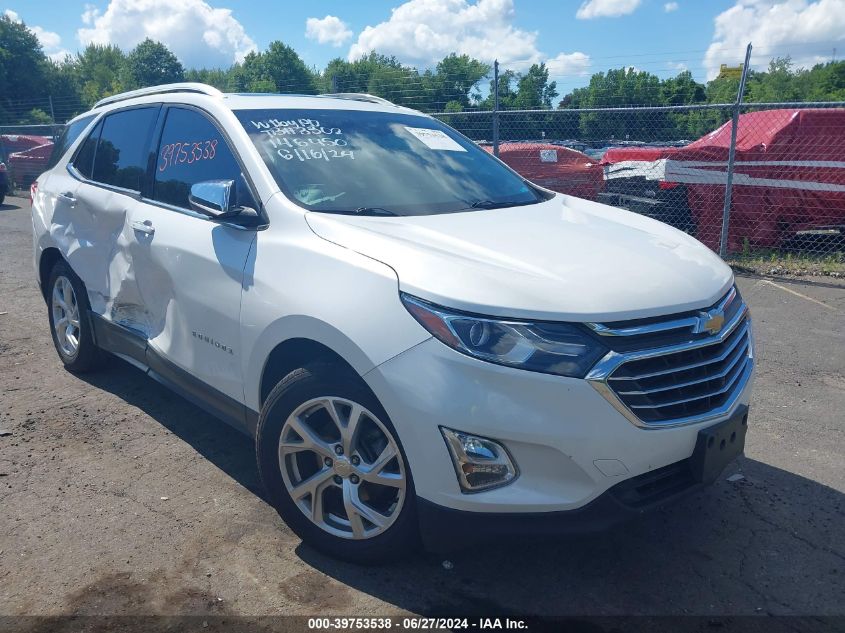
top-left (189, 179), bottom-right (239, 218)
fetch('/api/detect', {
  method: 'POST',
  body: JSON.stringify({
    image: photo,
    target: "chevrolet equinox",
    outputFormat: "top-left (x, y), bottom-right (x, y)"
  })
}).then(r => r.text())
top-left (31, 83), bottom-right (754, 563)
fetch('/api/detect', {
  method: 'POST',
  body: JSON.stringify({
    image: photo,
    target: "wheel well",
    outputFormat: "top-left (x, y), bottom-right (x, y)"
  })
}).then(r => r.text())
top-left (259, 338), bottom-right (359, 407)
top-left (39, 247), bottom-right (64, 301)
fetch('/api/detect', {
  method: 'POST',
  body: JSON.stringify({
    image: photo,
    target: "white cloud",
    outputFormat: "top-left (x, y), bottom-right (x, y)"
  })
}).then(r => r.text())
top-left (31, 25), bottom-right (61, 50)
top-left (348, 0), bottom-right (535, 66)
top-left (77, 0), bottom-right (257, 68)
top-left (4, 8), bottom-right (69, 61)
top-left (546, 51), bottom-right (592, 77)
top-left (305, 15), bottom-right (352, 47)
top-left (664, 2), bottom-right (679, 12)
top-left (704, 0), bottom-right (845, 79)
top-left (347, 0), bottom-right (590, 81)
top-left (575, 0), bottom-right (642, 19)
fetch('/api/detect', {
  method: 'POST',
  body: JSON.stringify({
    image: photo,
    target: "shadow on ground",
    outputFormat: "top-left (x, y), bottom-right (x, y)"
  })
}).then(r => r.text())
top-left (78, 355), bottom-right (265, 502)
top-left (76, 355), bottom-right (845, 617)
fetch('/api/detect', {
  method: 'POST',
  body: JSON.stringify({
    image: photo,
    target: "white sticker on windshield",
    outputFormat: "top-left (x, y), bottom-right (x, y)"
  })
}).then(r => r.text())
top-left (539, 149), bottom-right (558, 163)
top-left (404, 127), bottom-right (466, 152)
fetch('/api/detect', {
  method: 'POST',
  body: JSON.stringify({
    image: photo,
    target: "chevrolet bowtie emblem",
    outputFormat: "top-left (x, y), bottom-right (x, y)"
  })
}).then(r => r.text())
top-left (696, 309), bottom-right (725, 335)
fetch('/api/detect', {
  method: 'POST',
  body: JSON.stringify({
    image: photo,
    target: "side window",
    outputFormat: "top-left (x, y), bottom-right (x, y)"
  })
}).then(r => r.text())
top-left (48, 114), bottom-right (97, 170)
top-left (91, 107), bottom-right (158, 191)
top-left (72, 120), bottom-right (102, 180)
top-left (153, 107), bottom-right (254, 210)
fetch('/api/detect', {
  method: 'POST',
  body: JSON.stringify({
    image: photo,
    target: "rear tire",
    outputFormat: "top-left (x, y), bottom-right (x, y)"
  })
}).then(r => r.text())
top-left (46, 260), bottom-right (103, 373)
top-left (256, 363), bottom-right (419, 564)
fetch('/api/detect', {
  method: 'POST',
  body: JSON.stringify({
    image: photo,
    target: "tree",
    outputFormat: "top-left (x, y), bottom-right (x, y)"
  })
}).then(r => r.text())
top-left (746, 57), bottom-right (803, 102)
top-left (319, 52), bottom-right (405, 94)
top-left (480, 69), bottom-right (518, 109)
top-left (514, 63), bottom-right (558, 109)
top-left (122, 39), bottom-right (184, 89)
top-left (45, 58), bottom-right (83, 120)
top-left (0, 14), bottom-right (50, 124)
top-left (367, 64), bottom-right (423, 107)
top-left (429, 54), bottom-right (489, 110)
top-left (20, 108), bottom-right (52, 124)
top-left (184, 67), bottom-right (232, 91)
top-left (662, 70), bottom-right (705, 105)
top-left (74, 44), bottom-right (126, 106)
top-left (239, 41), bottom-right (314, 93)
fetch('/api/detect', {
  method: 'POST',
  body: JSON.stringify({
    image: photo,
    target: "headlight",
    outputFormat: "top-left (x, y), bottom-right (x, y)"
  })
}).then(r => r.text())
top-left (401, 293), bottom-right (607, 378)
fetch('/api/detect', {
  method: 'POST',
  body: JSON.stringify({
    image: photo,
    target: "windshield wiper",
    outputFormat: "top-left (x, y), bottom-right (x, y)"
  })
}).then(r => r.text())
top-left (469, 199), bottom-right (515, 210)
top-left (352, 207), bottom-right (399, 216)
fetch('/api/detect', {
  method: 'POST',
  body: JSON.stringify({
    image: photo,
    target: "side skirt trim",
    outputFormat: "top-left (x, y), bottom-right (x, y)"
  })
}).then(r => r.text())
top-left (90, 312), bottom-right (258, 437)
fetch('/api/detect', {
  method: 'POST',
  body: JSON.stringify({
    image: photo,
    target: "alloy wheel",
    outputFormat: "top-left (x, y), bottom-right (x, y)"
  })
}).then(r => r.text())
top-left (52, 276), bottom-right (81, 357)
top-left (278, 396), bottom-right (406, 540)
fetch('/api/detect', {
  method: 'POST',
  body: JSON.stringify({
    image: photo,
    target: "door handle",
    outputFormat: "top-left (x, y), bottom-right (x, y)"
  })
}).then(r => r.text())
top-left (132, 220), bottom-right (155, 236)
top-left (58, 191), bottom-right (76, 204)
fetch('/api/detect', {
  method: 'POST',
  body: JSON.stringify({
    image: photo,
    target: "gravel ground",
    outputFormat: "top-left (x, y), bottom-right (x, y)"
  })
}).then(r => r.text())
top-left (1, 195), bottom-right (843, 618)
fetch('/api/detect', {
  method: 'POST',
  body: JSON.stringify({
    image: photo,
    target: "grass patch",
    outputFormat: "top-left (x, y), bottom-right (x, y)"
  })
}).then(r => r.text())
top-left (728, 240), bottom-right (845, 277)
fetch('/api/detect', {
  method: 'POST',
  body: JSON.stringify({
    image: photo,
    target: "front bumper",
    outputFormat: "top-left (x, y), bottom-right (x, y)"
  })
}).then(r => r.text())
top-left (363, 337), bottom-right (754, 516)
top-left (417, 457), bottom-right (697, 552)
top-left (417, 402), bottom-right (748, 551)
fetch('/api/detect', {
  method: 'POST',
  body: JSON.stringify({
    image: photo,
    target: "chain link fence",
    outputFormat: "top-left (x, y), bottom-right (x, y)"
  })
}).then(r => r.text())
top-left (433, 101), bottom-right (845, 263)
top-left (2, 76), bottom-right (843, 266)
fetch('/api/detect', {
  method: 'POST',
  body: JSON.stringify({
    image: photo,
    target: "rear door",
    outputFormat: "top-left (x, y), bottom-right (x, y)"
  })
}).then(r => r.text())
top-left (128, 105), bottom-right (259, 404)
top-left (47, 107), bottom-right (160, 322)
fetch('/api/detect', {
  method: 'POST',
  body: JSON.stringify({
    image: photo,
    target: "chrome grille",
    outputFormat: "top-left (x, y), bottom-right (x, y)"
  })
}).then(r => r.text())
top-left (586, 287), bottom-right (753, 428)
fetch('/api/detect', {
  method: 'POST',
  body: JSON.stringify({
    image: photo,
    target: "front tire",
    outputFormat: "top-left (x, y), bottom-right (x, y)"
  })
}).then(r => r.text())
top-left (46, 260), bottom-right (103, 373)
top-left (256, 364), bottom-right (418, 563)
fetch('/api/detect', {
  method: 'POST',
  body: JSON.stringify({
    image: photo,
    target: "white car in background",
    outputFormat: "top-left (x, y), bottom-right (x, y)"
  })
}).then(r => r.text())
top-left (31, 84), bottom-right (754, 563)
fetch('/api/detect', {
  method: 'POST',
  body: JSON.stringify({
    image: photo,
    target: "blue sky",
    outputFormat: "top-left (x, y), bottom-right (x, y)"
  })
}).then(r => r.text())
top-left (7, 0), bottom-right (845, 93)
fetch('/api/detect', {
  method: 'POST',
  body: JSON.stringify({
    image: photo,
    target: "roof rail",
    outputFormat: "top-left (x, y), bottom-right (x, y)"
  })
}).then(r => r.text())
top-left (93, 83), bottom-right (223, 109)
top-left (322, 93), bottom-right (396, 106)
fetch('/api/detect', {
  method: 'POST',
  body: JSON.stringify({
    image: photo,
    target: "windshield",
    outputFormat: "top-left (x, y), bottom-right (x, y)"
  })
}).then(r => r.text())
top-left (235, 108), bottom-right (546, 216)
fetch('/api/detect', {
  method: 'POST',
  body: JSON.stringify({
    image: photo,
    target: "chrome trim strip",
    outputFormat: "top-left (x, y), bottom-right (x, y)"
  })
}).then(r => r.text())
top-left (627, 354), bottom-right (748, 409)
top-left (614, 340), bottom-right (749, 396)
top-left (608, 320), bottom-right (749, 382)
top-left (587, 303), bottom-right (748, 380)
top-left (586, 286), bottom-right (737, 337)
top-left (586, 316), bottom-right (700, 337)
top-left (590, 357), bottom-right (753, 430)
top-left (586, 302), bottom-right (753, 429)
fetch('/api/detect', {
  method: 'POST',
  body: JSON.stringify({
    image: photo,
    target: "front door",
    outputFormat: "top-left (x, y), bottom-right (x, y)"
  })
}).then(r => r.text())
top-left (128, 106), bottom-right (259, 404)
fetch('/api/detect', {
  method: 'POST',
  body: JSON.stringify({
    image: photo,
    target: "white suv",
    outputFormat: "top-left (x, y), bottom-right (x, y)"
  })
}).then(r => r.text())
top-left (31, 83), bottom-right (754, 563)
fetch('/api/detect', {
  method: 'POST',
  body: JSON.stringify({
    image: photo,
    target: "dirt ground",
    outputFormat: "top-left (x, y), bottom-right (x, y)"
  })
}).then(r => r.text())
top-left (1, 195), bottom-right (843, 618)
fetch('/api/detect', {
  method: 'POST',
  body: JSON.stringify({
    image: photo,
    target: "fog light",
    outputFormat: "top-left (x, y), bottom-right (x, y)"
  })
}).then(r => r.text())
top-left (441, 428), bottom-right (518, 492)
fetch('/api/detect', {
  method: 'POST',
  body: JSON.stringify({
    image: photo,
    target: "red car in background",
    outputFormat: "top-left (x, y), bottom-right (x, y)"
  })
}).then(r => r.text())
top-left (600, 109), bottom-right (845, 252)
top-left (1, 135), bottom-right (55, 188)
top-left (8, 141), bottom-right (55, 186)
top-left (0, 134), bottom-right (51, 155)
top-left (483, 142), bottom-right (604, 201)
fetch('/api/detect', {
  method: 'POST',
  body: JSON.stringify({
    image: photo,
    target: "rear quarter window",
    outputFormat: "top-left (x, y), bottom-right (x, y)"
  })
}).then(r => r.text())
top-left (72, 120), bottom-right (102, 180)
top-left (47, 115), bottom-right (96, 170)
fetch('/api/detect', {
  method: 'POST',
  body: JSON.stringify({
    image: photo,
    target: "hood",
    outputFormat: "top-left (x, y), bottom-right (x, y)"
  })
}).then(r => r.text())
top-left (305, 195), bottom-right (733, 322)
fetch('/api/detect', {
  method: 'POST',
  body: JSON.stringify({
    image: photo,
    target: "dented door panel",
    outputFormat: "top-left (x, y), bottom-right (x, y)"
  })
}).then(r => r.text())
top-left (41, 169), bottom-right (149, 327)
top-left (129, 204), bottom-right (255, 403)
